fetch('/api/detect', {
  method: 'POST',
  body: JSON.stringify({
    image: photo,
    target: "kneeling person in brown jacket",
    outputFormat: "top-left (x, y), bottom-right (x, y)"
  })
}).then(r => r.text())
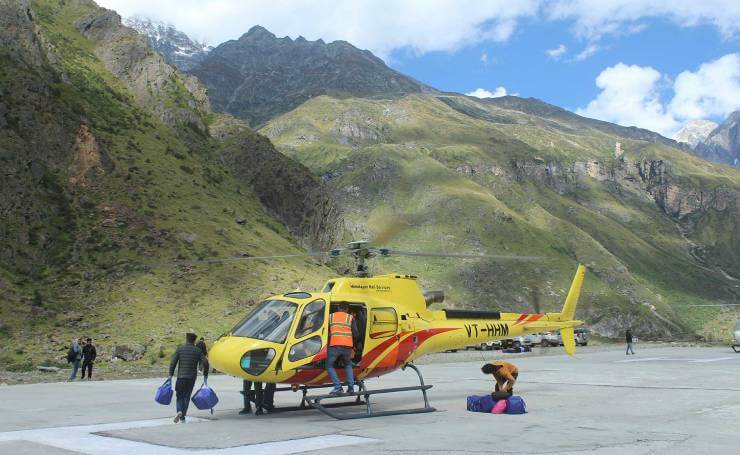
top-left (482, 361), bottom-right (519, 396)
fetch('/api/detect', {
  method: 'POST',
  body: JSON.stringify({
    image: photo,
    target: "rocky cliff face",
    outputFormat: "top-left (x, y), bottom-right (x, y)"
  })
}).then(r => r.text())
top-left (73, 7), bottom-right (210, 140)
top-left (123, 16), bottom-right (211, 71)
top-left (190, 25), bottom-right (432, 126)
top-left (211, 117), bottom-right (343, 250)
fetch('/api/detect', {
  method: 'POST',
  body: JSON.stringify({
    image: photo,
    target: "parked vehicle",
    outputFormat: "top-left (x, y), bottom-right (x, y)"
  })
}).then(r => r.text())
top-left (574, 328), bottom-right (589, 346)
top-left (501, 336), bottom-right (532, 349)
top-left (541, 329), bottom-right (589, 346)
top-left (732, 320), bottom-right (740, 353)
top-left (542, 331), bottom-right (560, 347)
top-left (524, 333), bottom-right (544, 346)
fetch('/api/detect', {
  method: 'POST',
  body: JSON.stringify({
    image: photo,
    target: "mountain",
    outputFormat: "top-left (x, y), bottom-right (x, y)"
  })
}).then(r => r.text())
top-left (262, 93), bottom-right (740, 340)
top-left (123, 16), bottom-right (211, 71)
top-left (673, 120), bottom-right (718, 148)
top-left (189, 26), bottom-right (432, 126)
top-left (0, 0), bottom-right (338, 371)
top-left (694, 112), bottom-right (739, 167)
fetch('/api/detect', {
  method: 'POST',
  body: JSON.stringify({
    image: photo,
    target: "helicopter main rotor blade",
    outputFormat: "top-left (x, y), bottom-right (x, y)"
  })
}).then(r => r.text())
top-left (179, 252), bottom-right (332, 264)
top-left (370, 214), bottom-right (421, 245)
top-left (379, 249), bottom-right (546, 260)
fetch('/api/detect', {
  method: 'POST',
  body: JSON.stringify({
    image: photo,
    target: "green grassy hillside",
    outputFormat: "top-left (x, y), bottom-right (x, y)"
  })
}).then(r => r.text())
top-left (0, 0), bottom-right (334, 373)
top-left (262, 94), bottom-right (740, 340)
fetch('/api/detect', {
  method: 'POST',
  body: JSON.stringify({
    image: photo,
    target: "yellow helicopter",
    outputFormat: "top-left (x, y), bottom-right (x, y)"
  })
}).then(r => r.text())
top-left (204, 239), bottom-right (586, 419)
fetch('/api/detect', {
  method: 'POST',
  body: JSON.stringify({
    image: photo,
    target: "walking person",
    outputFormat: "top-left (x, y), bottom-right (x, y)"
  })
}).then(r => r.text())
top-left (626, 329), bottom-right (636, 355)
top-left (326, 302), bottom-right (359, 395)
top-left (81, 337), bottom-right (97, 380)
top-left (169, 333), bottom-right (209, 423)
top-left (66, 338), bottom-right (82, 381)
top-left (196, 337), bottom-right (208, 357)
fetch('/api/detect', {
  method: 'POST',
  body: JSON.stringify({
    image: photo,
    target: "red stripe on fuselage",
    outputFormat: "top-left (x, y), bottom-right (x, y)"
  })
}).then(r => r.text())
top-left (395, 328), bottom-right (458, 366)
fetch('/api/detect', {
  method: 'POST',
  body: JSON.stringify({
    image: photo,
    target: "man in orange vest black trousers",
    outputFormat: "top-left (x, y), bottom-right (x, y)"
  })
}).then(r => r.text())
top-left (326, 302), bottom-right (359, 395)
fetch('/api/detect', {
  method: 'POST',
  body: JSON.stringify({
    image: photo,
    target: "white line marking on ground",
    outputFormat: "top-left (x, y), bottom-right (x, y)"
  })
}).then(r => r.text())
top-left (688, 357), bottom-right (740, 363)
top-left (617, 356), bottom-right (740, 363)
top-left (616, 357), bottom-right (664, 363)
top-left (0, 418), bottom-right (375, 454)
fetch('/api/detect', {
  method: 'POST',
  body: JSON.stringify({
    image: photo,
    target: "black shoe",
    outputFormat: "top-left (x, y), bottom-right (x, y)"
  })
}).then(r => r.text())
top-left (346, 387), bottom-right (355, 394)
top-left (238, 407), bottom-right (252, 415)
top-left (255, 408), bottom-right (264, 416)
top-left (329, 388), bottom-right (343, 396)
top-left (263, 404), bottom-right (275, 412)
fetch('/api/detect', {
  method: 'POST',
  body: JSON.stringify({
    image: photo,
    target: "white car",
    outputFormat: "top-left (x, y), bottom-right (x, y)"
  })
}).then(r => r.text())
top-left (732, 320), bottom-right (740, 353)
top-left (524, 333), bottom-right (544, 346)
top-left (541, 329), bottom-right (589, 346)
top-left (501, 336), bottom-right (532, 349)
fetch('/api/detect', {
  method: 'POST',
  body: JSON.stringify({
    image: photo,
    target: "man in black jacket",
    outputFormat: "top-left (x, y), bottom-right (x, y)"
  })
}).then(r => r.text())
top-left (169, 332), bottom-right (209, 423)
top-left (81, 338), bottom-right (97, 380)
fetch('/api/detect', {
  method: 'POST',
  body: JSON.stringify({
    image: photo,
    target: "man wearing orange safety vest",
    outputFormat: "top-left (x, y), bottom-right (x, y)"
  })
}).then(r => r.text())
top-left (327, 302), bottom-right (359, 395)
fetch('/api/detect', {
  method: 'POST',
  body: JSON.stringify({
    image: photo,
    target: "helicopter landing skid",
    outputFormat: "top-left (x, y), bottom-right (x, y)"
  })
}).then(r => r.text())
top-left (304, 363), bottom-right (436, 420)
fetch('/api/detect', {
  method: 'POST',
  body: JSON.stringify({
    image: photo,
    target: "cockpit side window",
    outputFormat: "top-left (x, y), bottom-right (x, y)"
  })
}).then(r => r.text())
top-left (294, 299), bottom-right (326, 339)
top-left (230, 299), bottom-right (297, 343)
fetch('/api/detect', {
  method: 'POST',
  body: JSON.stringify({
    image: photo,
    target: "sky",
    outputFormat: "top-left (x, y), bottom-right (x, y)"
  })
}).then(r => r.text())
top-left (98, 0), bottom-right (740, 138)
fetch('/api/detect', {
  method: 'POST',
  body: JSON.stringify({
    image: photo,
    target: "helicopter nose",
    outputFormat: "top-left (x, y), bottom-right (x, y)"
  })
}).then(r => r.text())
top-left (209, 337), bottom-right (277, 378)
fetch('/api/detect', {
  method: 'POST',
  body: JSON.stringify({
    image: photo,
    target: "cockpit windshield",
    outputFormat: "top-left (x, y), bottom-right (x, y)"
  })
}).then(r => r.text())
top-left (230, 300), bottom-right (297, 343)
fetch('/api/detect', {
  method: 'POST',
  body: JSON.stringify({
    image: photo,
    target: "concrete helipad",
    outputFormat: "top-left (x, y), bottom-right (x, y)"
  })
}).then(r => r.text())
top-left (1, 346), bottom-right (739, 454)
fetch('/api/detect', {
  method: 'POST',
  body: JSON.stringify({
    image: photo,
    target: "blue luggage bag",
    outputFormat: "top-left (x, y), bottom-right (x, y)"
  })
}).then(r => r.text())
top-left (154, 378), bottom-right (173, 405)
top-left (466, 394), bottom-right (496, 413)
top-left (505, 395), bottom-right (526, 414)
top-left (191, 379), bottom-right (219, 413)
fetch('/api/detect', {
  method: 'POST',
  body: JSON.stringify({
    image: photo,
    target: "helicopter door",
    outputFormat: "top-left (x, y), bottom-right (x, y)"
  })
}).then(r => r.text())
top-left (282, 299), bottom-right (329, 371)
top-left (368, 307), bottom-right (399, 368)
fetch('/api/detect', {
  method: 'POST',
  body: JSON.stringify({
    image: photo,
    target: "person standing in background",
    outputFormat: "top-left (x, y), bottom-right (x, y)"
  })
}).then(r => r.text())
top-left (67, 338), bottom-right (82, 381)
top-left (196, 337), bottom-right (208, 357)
top-left (81, 337), bottom-right (97, 380)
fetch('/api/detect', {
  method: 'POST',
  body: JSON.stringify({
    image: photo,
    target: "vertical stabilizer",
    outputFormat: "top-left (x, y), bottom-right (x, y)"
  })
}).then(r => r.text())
top-left (560, 327), bottom-right (576, 355)
top-left (559, 264), bottom-right (585, 321)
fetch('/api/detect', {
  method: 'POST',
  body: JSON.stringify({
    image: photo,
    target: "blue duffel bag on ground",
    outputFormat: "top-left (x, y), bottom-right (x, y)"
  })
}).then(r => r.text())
top-left (191, 379), bottom-right (219, 413)
top-left (466, 394), bottom-right (496, 413)
top-left (155, 378), bottom-right (173, 405)
top-left (505, 395), bottom-right (527, 414)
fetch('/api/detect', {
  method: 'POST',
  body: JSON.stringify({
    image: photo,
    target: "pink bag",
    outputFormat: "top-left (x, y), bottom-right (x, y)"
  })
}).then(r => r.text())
top-left (491, 399), bottom-right (507, 414)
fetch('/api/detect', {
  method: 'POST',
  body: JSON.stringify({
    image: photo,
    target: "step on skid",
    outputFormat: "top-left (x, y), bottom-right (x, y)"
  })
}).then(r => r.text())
top-left (303, 363), bottom-right (436, 420)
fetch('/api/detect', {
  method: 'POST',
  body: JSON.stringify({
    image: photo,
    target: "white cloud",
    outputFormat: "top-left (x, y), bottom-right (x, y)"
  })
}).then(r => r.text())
top-left (480, 52), bottom-right (489, 64)
top-left (95, 1), bottom-right (740, 62)
top-left (572, 43), bottom-right (600, 62)
top-left (547, 0), bottom-right (740, 41)
top-left (577, 53), bottom-right (740, 137)
top-left (466, 87), bottom-right (509, 98)
top-left (669, 53), bottom-right (740, 120)
top-left (576, 63), bottom-right (679, 136)
top-left (546, 44), bottom-right (567, 60)
top-left (96, 0), bottom-right (540, 60)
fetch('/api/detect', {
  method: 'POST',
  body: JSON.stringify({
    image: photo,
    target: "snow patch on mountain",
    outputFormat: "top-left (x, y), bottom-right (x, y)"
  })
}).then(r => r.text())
top-left (124, 16), bottom-right (212, 71)
top-left (673, 119), bottom-right (718, 148)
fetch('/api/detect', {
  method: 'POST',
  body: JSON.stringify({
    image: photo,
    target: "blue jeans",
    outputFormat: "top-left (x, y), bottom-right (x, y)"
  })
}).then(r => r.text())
top-left (69, 360), bottom-right (80, 381)
top-left (175, 377), bottom-right (196, 417)
top-left (626, 342), bottom-right (635, 354)
top-left (326, 346), bottom-right (354, 390)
